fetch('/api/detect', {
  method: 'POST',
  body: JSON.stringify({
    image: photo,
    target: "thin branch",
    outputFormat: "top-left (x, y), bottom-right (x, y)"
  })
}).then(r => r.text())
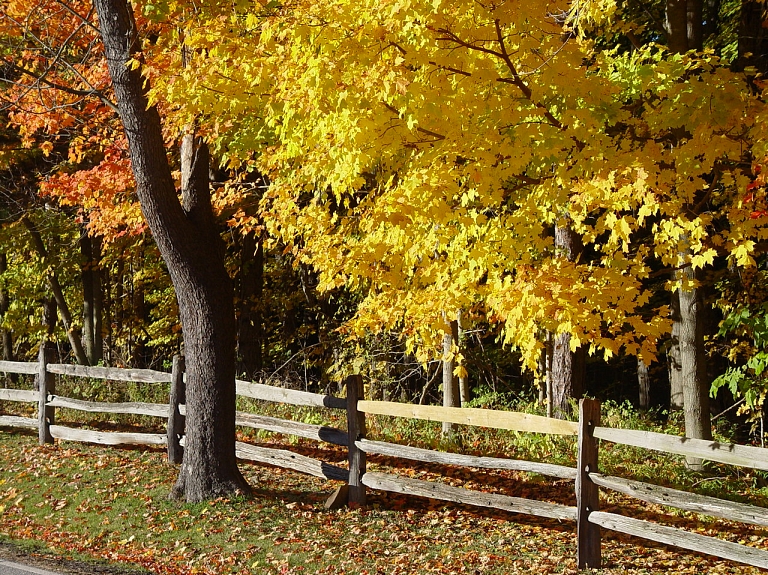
top-left (0, 60), bottom-right (118, 113)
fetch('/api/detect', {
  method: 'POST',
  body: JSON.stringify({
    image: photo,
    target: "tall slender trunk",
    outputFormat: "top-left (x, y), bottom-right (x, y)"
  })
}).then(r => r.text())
top-left (237, 230), bottom-right (264, 379)
top-left (665, 4), bottom-right (711, 468)
top-left (457, 310), bottom-right (469, 406)
top-left (677, 261), bottom-right (712, 469)
top-left (21, 215), bottom-right (89, 365)
top-left (738, 1), bottom-right (768, 73)
top-left (0, 254), bottom-right (13, 363)
top-left (92, 235), bottom-right (103, 364)
top-left (442, 318), bottom-right (460, 438)
top-left (550, 223), bottom-right (586, 419)
top-left (93, 0), bottom-right (249, 501)
top-left (638, 358), bottom-right (651, 410)
top-left (669, 291), bottom-right (685, 409)
top-left (80, 231), bottom-right (103, 365)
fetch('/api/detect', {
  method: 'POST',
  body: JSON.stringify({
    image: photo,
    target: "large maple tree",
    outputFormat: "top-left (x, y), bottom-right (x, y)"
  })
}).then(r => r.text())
top-left (156, 0), bottom-right (768, 424)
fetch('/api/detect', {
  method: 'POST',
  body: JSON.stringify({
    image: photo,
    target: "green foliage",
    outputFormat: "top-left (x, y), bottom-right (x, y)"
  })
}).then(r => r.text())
top-left (711, 265), bottom-right (768, 422)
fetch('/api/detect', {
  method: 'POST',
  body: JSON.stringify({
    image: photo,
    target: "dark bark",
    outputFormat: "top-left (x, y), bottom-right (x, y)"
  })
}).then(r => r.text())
top-left (550, 224), bottom-right (586, 419)
top-left (668, 291), bottom-right (684, 409)
top-left (638, 358), bottom-right (651, 410)
top-left (92, 235), bottom-right (104, 363)
top-left (702, 0), bottom-right (721, 42)
top-left (677, 263), bottom-right (712, 469)
top-left (42, 297), bottom-right (57, 339)
top-left (79, 232), bottom-right (103, 365)
top-left (93, 0), bottom-right (249, 501)
top-left (237, 230), bottom-right (264, 379)
top-left (131, 267), bottom-right (147, 368)
top-left (21, 215), bottom-right (89, 365)
top-left (666, 0), bottom-right (691, 52)
top-left (0, 253), bottom-right (13, 365)
top-left (687, 0), bottom-right (704, 50)
top-left (737, 1), bottom-right (768, 74)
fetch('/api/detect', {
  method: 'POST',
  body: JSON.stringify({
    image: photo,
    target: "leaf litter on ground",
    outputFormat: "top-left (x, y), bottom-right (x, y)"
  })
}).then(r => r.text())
top-left (0, 429), bottom-right (766, 575)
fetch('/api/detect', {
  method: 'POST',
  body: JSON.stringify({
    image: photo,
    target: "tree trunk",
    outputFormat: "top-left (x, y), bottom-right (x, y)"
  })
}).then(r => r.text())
top-left (669, 291), bottom-right (684, 409)
top-left (0, 254), bottom-right (13, 364)
top-left (131, 266), bottom-right (147, 368)
top-left (666, 0), bottom-right (690, 52)
top-left (79, 231), bottom-right (103, 365)
top-left (21, 215), bottom-right (89, 365)
top-left (687, 0), bottom-right (704, 49)
top-left (664, 6), bottom-right (712, 468)
top-left (237, 230), bottom-right (264, 379)
top-left (92, 235), bottom-right (104, 364)
top-left (738, 0), bottom-right (768, 73)
top-left (457, 311), bottom-right (469, 406)
top-left (677, 263), bottom-right (712, 469)
top-left (638, 358), bottom-right (651, 410)
top-left (550, 224), bottom-right (586, 419)
top-left (42, 296), bottom-right (57, 339)
top-left (93, 0), bottom-right (249, 502)
top-left (442, 318), bottom-right (460, 438)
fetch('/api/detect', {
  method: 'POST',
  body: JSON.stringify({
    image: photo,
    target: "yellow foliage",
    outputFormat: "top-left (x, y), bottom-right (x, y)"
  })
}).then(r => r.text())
top-left (146, 0), bottom-right (768, 368)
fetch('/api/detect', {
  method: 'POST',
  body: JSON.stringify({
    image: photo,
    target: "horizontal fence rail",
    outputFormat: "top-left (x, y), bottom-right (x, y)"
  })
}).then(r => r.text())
top-left (588, 473), bottom-right (768, 527)
top-left (236, 380), bottom-right (346, 410)
top-left (46, 363), bottom-right (173, 384)
top-left (594, 426), bottom-right (768, 471)
top-left (589, 511), bottom-right (768, 570)
top-left (1, 351), bottom-right (768, 572)
top-left (357, 438), bottom-right (577, 480)
top-left (357, 400), bottom-right (579, 436)
top-left (0, 360), bottom-right (38, 375)
top-left (362, 471), bottom-right (578, 522)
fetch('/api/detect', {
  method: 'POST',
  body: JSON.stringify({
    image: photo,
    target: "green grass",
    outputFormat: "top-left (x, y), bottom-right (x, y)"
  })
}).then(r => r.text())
top-left (1, 385), bottom-right (768, 574)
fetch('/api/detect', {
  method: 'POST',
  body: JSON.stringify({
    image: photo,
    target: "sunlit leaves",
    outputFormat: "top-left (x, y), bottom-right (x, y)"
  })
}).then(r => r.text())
top-left (142, 0), bottom-right (768, 372)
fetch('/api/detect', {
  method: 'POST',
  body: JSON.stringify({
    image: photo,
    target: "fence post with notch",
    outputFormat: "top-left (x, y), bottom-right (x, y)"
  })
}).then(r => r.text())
top-left (346, 374), bottom-right (366, 507)
top-left (577, 397), bottom-right (602, 568)
top-left (37, 341), bottom-right (56, 445)
top-left (167, 354), bottom-right (185, 464)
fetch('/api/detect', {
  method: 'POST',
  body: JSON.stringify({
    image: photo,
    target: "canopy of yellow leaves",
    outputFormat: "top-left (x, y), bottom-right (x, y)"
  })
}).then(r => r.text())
top-left (145, 0), bottom-right (768, 369)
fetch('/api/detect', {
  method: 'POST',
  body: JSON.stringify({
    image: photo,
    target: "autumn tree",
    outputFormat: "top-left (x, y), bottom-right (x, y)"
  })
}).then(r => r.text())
top-left (156, 0), bottom-right (768, 426)
top-left (1, 0), bottom-right (250, 501)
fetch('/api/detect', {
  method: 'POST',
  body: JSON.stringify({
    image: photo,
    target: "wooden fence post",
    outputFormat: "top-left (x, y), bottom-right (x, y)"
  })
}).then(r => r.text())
top-left (167, 354), bottom-right (185, 464)
top-left (577, 398), bottom-right (601, 568)
top-left (37, 341), bottom-right (56, 445)
top-left (346, 374), bottom-right (366, 506)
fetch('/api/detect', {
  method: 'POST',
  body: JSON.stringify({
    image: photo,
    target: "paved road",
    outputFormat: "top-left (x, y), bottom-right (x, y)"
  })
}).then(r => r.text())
top-left (0, 560), bottom-right (63, 575)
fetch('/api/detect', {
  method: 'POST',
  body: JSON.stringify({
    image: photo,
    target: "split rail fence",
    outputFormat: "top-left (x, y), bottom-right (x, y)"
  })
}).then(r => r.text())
top-left (0, 347), bottom-right (767, 571)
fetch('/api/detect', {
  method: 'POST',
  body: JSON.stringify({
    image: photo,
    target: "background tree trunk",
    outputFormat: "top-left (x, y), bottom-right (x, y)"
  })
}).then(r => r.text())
top-left (93, 0), bottom-right (250, 502)
top-left (457, 311), bottom-right (469, 406)
top-left (738, 0), bottom-right (768, 73)
top-left (668, 291), bottom-right (685, 409)
top-left (550, 224), bottom-right (585, 419)
top-left (638, 358), bottom-right (651, 410)
top-left (677, 263), bottom-right (712, 469)
top-left (442, 318), bottom-right (460, 438)
top-left (0, 253), bottom-right (15, 372)
top-left (22, 215), bottom-right (89, 365)
top-left (237, 230), bottom-right (264, 380)
top-left (80, 232), bottom-right (103, 365)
